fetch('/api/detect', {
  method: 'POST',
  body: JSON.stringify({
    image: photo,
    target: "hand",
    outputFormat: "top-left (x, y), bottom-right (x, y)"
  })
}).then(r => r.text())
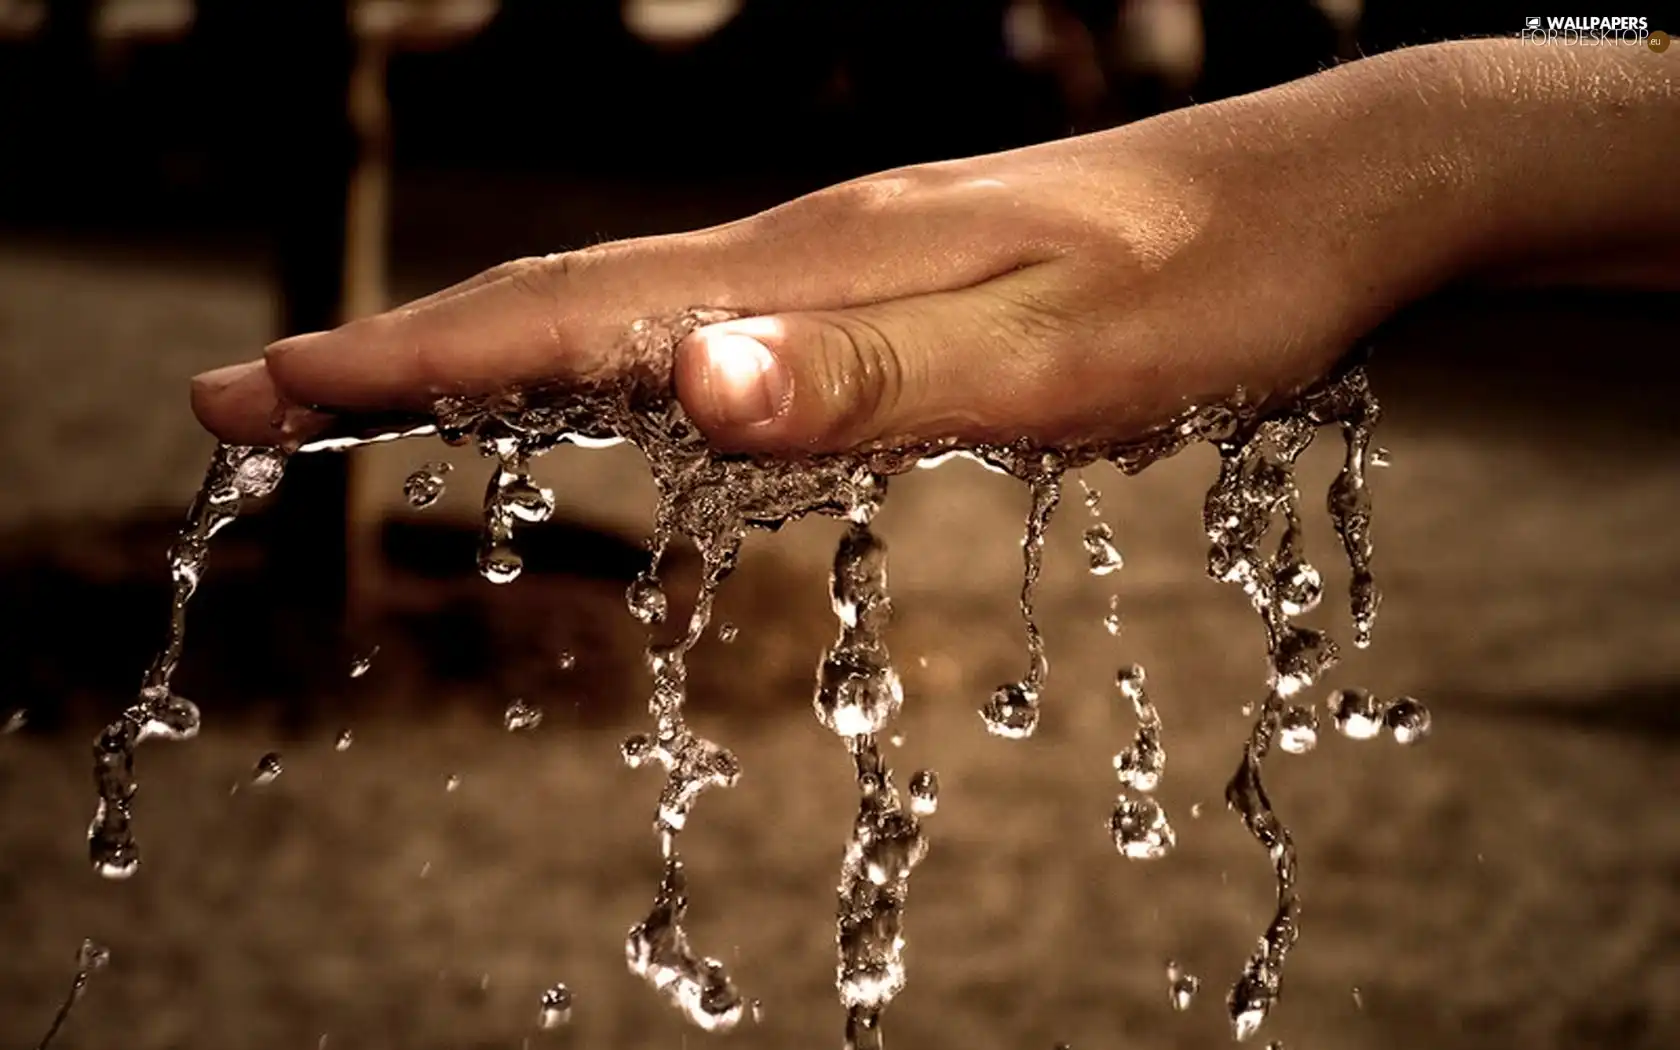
top-left (191, 39), bottom-right (1678, 453)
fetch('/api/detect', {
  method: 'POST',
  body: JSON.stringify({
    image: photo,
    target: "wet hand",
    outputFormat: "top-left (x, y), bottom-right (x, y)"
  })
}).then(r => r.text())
top-left (191, 39), bottom-right (1676, 453)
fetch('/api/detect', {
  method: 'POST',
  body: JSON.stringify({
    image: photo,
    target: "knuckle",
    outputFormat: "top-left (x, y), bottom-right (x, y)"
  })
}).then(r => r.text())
top-left (818, 315), bottom-right (906, 441)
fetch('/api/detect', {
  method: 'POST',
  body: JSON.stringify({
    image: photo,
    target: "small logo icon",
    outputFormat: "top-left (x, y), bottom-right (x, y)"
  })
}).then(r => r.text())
top-left (1524, 16), bottom-right (1542, 30)
top-left (1650, 29), bottom-right (1671, 52)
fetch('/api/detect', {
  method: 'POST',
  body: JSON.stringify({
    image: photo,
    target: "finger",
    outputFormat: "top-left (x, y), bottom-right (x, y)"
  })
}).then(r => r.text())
top-left (194, 166), bottom-right (1065, 435)
top-left (189, 360), bottom-right (332, 447)
top-left (672, 262), bottom-right (1095, 454)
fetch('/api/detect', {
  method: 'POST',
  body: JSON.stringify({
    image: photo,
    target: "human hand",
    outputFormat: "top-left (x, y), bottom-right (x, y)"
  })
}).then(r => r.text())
top-left (191, 39), bottom-right (1677, 454)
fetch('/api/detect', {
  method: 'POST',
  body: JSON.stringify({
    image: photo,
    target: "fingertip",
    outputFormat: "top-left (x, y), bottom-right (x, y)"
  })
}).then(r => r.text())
top-left (190, 359), bottom-right (286, 445)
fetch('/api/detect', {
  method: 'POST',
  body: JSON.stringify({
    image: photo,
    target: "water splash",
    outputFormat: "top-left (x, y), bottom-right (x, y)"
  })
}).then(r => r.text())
top-left (34, 939), bottom-right (110, 1050)
top-left (97, 309), bottom-right (1417, 1045)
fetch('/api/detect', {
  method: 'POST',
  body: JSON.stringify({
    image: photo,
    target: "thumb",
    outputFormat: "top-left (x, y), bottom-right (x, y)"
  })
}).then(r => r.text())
top-left (674, 275), bottom-right (1074, 454)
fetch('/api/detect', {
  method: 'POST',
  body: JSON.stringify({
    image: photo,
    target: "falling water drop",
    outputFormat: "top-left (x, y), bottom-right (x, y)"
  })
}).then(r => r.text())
top-left (1370, 446), bottom-right (1391, 467)
top-left (1167, 960), bottom-right (1201, 1011)
top-left (1385, 697), bottom-right (1432, 744)
top-left (1277, 705), bottom-right (1320, 755)
top-left (334, 729), bottom-right (353, 752)
top-left (538, 984), bottom-right (573, 1029)
top-left (445, 774), bottom-right (461, 793)
top-left (718, 621), bottom-right (739, 644)
top-left (627, 573), bottom-right (668, 625)
top-left (1082, 522), bottom-right (1123, 575)
top-left (504, 699), bottom-right (544, 732)
top-left (1327, 688), bottom-right (1387, 740)
top-left (1277, 562), bottom-right (1323, 617)
top-left (403, 461), bottom-right (451, 508)
top-left (557, 650), bottom-right (576, 671)
top-left (981, 682), bottom-right (1040, 739)
top-left (1110, 795), bottom-right (1175, 860)
top-left (349, 646), bottom-right (378, 678)
top-left (251, 752), bottom-right (283, 785)
top-left (908, 770), bottom-right (940, 815)
top-left (3, 709), bottom-right (26, 734)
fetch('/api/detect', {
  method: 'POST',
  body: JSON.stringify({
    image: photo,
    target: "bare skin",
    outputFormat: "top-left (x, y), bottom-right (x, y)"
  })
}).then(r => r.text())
top-left (192, 38), bottom-right (1678, 453)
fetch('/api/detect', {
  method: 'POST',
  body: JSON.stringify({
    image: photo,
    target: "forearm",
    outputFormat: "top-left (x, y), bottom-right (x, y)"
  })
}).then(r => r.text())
top-left (1200, 37), bottom-right (1680, 297)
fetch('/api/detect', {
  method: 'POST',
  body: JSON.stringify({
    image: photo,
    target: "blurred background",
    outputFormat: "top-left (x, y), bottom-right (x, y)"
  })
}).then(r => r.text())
top-left (1, 1), bottom-right (1677, 1049)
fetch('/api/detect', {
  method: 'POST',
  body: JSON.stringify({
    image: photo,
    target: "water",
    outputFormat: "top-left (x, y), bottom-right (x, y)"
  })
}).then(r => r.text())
top-left (89, 310), bottom-right (1413, 1045)
top-left (537, 983), bottom-right (573, 1029)
top-left (251, 752), bottom-right (283, 786)
top-left (1166, 960), bottom-right (1200, 1012)
top-left (503, 699), bottom-right (544, 732)
top-left (348, 646), bottom-right (379, 678)
top-left (34, 939), bottom-right (110, 1050)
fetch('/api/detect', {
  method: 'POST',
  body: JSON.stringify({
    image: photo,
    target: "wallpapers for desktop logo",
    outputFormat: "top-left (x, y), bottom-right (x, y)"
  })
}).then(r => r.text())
top-left (1520, 15), bottom-right (1662, 46)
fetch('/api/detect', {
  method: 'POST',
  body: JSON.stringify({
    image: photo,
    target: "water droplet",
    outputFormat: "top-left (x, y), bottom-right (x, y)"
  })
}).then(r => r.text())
top-left (1166, 960), bottom-right (1200, 1011)
top-left (538, 984), bottom-right (573, 1028)
top-left (1276, 562), bottom-right (1323, 617)
top-left (3, 709), bottom-right (25, 733)
top-left (136, 693), bottom-right (200, 742)
top-left (478, 544), bottom-right (524, 584)
top-left (908, 770), bottom-right (939, 815)
top-left (1277, 704), bottom-right (1319, 755)
top-left (718, 622), bottom-right (739, 644)
top-left (403, 461), bottom-right (451, 508)
top-left (1103, 611), bottom-right (1123, 637)
top-left (1115, 664), bottom-right (1146, 703)
top-left (445, 774), bottom-right (461, 793)
top-left (1370, 446), bottom-right (1391, 467)
top-left (1385, 697), bottom-right (1432, 744)
top-left (349, 646), bottom-right (378, 678)
top-left (1327, 688), bottom-right (1387, 740)
top-left (981, 682), bottom-right (1039, 739)
top-left (334, 729), bottom-right (353, 751)
top-left (620, 733), bottom-right (655, 768)
top-left (1266, 1042), bottom-right (1286, 1050)
top-left (1110, 795), bottom-right (1175, 859)
top-left (1113, 744), bottom-right (1164, 793)
top-left (502, 476), bottom-right (556, 524)
top-left (627, 574), bottom-right (668, 625)
top-left (1352, 985), bottom-right (1364, 1008)
top-left (888, 733), bottom-right (904, 748)
top-left (1082, 523), bottom-right (1123, 576)
top-left (251, 752), bottom-right (283, 785)
top-left (419, 860), bottom-right (432, 878)
top-left (504, 699), bottom-right (544, 732)
top-left (751, 999), bottom-right (764, 1024)
top-left (77, 939), bottom-right (111, 972)
top-left (1190, 802), bottom-right (1204, 819)
top-left (1232, 1005), bottom-right (1267, 1042)
top-left (556, 651), bottom-right (576, 671)
top-left (815, 647), bottom-right (904, 738)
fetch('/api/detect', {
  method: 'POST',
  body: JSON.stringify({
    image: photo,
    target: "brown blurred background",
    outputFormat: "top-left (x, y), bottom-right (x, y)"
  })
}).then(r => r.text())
top-left (1, 2), bottom-right (1677, 1049)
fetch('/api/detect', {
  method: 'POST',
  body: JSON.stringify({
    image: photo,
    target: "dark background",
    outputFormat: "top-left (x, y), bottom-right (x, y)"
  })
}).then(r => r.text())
top-left (1, 3), bottom-right (1676, 1050)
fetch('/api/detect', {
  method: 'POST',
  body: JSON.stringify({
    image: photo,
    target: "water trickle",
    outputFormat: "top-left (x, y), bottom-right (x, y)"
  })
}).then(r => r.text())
top-left (1166, 960), bottom-right (1201, 1011)
top-left (504, 699), bottom-right (544, 732)
top-left (88, 443), bottom-right (283, 879)
top-left (251, 752), bottom-right (283, 785)
top-left (34, 939), bottom-right (111, 1050)
top-left (404, 461), bottom-right (452, 508)
top-left (99, 311), bottom-right (1415, 1045)
top-left (537, 983), bottom-right (573, 1029)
